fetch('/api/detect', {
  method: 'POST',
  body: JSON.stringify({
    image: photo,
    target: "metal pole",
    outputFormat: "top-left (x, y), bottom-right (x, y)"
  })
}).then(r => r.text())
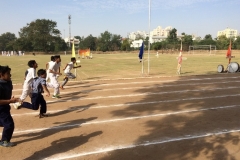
top-left (68, 15), bottom-right (71, 48)
top-left (148, 0), bottom-right (151, 74)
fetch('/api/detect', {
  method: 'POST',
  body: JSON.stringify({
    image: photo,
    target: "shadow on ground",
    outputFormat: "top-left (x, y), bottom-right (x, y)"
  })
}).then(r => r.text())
top-left (100, 73), bottom-right (240, 160)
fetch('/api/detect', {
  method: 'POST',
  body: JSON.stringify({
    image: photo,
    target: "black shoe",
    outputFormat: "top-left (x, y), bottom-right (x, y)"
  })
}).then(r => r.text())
top-left (0, 141), bottom-right (16, 147)
top-left (39, 113), bottom-right (48, 118)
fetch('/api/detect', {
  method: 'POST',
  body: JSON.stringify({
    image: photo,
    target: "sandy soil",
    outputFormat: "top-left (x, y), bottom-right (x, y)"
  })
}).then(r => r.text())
top-left (1, 73), bottom-right (240, 160)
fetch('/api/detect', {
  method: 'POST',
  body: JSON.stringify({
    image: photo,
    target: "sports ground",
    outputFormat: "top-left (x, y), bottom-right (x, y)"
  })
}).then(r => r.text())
top-left (1, 52), bottom-right (240, 159)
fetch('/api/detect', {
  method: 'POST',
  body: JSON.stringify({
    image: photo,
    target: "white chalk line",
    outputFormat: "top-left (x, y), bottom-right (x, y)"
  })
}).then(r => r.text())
top-left (44, 127), bottom-right (240, 160)
top-left (12, 80), bottom-right (240, 97)
top-left (12, 76), bottom-right (239, 92)
top-left (12, 104), bottom-right (240, 135)
top-left (12, 88), bottom-right (240, 116)
top-left (44, 85), bottom-right (240, 104)
top-left (52, 76), bottom-right (240, 88)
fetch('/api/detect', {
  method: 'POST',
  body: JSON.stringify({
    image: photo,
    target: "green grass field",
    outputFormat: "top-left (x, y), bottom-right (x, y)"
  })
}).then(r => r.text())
top-left (1, 51), bottom-right (240, 84)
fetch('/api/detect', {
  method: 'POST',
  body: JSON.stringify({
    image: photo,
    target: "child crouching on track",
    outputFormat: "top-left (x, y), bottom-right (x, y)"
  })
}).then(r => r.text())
top-left (20, 69), bottom-right (50, 118)
top-left (0, 65), bottom-right (20, 147)
top-left (60, 57), bottom-right (81, 89)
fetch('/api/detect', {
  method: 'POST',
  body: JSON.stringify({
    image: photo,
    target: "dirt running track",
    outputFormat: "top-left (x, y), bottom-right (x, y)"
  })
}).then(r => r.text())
top-left (1, 74), bottom-right (240, 160)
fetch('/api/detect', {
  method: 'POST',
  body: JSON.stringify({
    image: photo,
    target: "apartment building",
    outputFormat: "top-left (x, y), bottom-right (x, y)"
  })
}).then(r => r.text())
top-left (217, 28), bottom-right (238, 38)
top-left (129, 26), bottom-right (174, 46)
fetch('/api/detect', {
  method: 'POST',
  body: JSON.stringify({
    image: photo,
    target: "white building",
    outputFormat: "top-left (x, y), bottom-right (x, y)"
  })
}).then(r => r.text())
top-left (128, 31), bottom-right (148, 41)
top-left (150, 26), bottom-right (174, 43)
top-left (129, 26), bottom-right (176, 47)
top-left (217, 28), bottom-right (238, 38)
top-left (130, 39), bottom-right (143, 48)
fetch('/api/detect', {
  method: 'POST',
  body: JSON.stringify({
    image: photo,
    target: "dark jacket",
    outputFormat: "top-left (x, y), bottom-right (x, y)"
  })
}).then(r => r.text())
top-left (0, 79), bottom-right (13, 112)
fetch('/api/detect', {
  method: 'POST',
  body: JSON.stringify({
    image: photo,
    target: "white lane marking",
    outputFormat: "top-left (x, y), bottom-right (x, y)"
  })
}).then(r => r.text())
top-left (11, 93), bottom-right (240, 117)
top-left (12, 104), bottom-right (240, 134)
top-left (12, 80), bottom-right (240, 96)
top-left (44, 128), bottom-right (240, 160)
top-left (45, 86), bottom-right (240, 103)
top-left (12, 76), bottom-right (239, 91)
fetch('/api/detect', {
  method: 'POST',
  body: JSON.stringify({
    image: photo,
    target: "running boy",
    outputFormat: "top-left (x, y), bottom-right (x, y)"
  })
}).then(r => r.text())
top-left (0, 65), bottom-right (19, 147)
top-left (47, 55), bottom-right (62, 98)
top-left (21, 69), bottom-right (50, 118)
top-left (60, 57), bottom-right (81, 89)
top-left (21, 60), bottom-right (38, 100)
top-left (12, 60), bottom-right (38, 108)
top-left (46, 56), bottom-right (55, 82)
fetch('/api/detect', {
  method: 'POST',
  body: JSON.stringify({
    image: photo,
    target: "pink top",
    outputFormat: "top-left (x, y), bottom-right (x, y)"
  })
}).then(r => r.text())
top-left (178, 56), bottom-right (182, 64)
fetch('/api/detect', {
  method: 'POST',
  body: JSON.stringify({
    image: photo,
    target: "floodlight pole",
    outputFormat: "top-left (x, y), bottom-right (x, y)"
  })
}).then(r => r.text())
top-left (148, 0), bottom-right (151, 75)
top-left (68, 15), bottom-right (71, 48)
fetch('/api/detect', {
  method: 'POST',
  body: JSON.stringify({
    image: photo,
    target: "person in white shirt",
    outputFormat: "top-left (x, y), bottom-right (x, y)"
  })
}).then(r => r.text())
top-left (12, 60), bottom-right (38, 108)
top-left (45, 56), bottom-right (55, 82)
top-left (60, 57), bottom-right (81, 89)
top-left (20, 60), bottom-right (38, 101)
top-left (47, 55), bottom-right (62, 98)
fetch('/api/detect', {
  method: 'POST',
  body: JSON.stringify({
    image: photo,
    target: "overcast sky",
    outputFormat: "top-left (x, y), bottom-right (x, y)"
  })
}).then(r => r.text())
top-left (0, 0), bottom-right (239, 39)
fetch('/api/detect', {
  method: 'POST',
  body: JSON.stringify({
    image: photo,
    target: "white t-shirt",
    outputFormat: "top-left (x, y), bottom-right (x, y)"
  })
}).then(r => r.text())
top-left (47, 61), bottom-right (53, 72)
top-left (25, 68), bottom-right (36, 83)
top-left (49, 62), bottom-right (61, 75)
top-left (53, 62), bottom-right (61, 72)
top-left (64, 62), bottom-right (74, 74)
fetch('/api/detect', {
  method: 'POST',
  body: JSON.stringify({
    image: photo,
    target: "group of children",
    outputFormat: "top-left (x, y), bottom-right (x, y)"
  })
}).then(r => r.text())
top-left (0, 55), bottom-right (81, 147)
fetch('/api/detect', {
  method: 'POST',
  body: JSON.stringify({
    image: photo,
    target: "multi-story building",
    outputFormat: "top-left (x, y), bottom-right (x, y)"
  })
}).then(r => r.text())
top-left (128, 31), bottom-right (148, 41)
top-left (151, 26), bottom-right (173, 37)
top-left (217, 28), bottom-right (238, 38)
top-left (150, 26), bottom-right (174, 43)
top-left (129, 26), bottom-right (174, 47)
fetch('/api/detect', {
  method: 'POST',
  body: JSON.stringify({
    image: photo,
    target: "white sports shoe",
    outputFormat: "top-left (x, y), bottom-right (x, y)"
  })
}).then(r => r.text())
top-left (12, 102), bottom-right (21, 109)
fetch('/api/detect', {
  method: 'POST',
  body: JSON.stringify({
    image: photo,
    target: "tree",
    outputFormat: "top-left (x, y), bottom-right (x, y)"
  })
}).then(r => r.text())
top-left (18, 19), bottom-right (61, 52)
top-left (233, 36), bottom-right (240, 49)
top-left (0, 32), bottom-right (17, 51)
top-left (109, 34), bottom-right (121, 51)
top-left (121, 39), bottom-right (131, 51)
top-left (216, 35), bottom-right (228, 50)
top-left (13, 37), bottom-right (33, 51)
top-left (204, 34), bottom-right (213, 40)
top-left (97, 31), bottom-right (121, 52)
top-left (143, 36), bottom-right (150, 50)
top-left (166, 28), bottom-right (178, 49)
top-left (97, 31), bottom-right (111, 52)
top-left (182, 34), bottom-right (193, 51)
top-left (199, 34), bottom-right (216, 45)
top-left (151, 42), bottom-right (162, 50)
top-left (79, 35), bottom-right (97, 51)
top-left (167, 28), bottom-right (178, 43)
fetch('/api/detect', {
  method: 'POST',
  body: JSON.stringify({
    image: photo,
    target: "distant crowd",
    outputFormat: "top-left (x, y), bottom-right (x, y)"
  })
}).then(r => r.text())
top-left (1, 51), bottom-right (25, 56)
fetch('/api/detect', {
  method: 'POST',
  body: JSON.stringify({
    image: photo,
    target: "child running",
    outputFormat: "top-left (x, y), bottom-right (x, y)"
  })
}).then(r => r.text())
top-left (0, 65), bottom-right (20, 147)
top-left (60, 57), bottom-right (81, 89)
top-left (20, 69), bottom-right (50, 118)
top-left (47, 55), bottom-right (62, 98)
top-left (46, 56), bottom-right (55, 82)
top-left (12, 60), bottom-right (38, 108)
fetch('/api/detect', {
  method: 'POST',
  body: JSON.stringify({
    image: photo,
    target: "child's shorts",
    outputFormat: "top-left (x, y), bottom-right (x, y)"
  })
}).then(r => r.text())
top-left (65, 73), bottom-right (76, 79)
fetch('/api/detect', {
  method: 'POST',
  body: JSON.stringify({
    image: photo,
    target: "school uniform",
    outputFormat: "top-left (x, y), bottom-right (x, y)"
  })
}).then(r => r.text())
top-left (54, 62), bottom-right (61, 79)
top-left (46, 61), bottom-right (54, 81)
top-left (0, 79), bottom-right (14, 142)
top-left (47, 62), bottom-right (60, 96)
top-left (22, 77), bottom-right (47, 114)
top-left (61, 62), bottom-right (76, 87)
top-left (20, 68), bottom-right (36, 101)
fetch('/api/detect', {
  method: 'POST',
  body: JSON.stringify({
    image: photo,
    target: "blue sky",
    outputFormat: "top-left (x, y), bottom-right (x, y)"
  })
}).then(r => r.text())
top-left (0, 0), bottom-right (239, 39)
